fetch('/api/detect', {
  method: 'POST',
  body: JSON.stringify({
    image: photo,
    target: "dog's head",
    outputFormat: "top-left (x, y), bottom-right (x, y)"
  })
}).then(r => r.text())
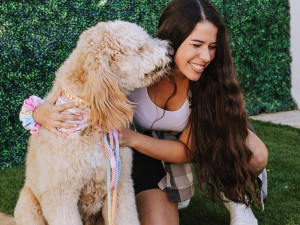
top-left (75, 20), bottom-right (171, 132)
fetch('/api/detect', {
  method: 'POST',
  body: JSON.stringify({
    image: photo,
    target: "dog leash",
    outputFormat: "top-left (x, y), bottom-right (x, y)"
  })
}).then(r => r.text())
top-left (102, 129), bottom-right (121, 225)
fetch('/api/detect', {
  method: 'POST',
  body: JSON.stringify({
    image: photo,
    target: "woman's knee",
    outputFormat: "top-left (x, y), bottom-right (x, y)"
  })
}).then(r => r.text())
top-left (250, 144), bottom-right (268, 175)
top-left (136, 189), bottom-right (179, 225)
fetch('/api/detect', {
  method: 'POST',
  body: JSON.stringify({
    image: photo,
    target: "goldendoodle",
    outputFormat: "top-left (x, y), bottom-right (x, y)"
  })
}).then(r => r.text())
top-left (0, 20), bottom-right (171, 225)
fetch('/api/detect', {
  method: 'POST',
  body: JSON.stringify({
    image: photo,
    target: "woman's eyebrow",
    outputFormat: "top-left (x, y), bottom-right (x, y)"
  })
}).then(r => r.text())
top-left (191, 39), bottom-right (217, 44)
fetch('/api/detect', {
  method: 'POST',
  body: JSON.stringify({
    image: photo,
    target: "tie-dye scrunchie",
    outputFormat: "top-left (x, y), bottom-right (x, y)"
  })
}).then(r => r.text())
top-left (19, 96), bottom-right (45, 134)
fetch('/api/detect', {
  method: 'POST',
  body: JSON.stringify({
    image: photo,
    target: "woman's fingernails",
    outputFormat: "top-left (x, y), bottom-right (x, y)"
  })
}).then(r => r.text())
top-left (78, 116), bottom-right (83, 120)
top-left (73, 123), bottom-right (78, 128)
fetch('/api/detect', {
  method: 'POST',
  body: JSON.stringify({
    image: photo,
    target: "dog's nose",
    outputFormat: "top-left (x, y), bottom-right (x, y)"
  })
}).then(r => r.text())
top-left (167, 46), bottom-right (175, 56)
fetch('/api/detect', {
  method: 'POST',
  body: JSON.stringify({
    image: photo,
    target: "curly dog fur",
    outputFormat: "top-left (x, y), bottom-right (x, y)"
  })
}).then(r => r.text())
top-left (0, 20), bottom-right (171, 225)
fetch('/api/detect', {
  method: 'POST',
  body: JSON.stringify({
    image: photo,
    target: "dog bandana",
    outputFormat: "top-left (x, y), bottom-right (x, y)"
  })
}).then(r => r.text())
top-left (55, 91), bottom-right (90, 136)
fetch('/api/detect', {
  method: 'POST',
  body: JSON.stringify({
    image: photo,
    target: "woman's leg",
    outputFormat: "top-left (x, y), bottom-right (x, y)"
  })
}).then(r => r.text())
top-left (223, 124), bottom-right (266, 225)
top-left (136, 189), bottom-right (179, 225)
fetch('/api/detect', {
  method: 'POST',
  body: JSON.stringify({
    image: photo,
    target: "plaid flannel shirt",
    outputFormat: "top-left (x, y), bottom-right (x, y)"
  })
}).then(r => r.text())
top-left (132, 124), bottom-right (195, 202)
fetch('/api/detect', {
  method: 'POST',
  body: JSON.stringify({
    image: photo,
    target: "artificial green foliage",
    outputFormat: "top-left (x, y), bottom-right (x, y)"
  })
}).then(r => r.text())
top-left (212, 0), bottom-right (296, 114)
top-left (0, 0), bottom-right (296, 168)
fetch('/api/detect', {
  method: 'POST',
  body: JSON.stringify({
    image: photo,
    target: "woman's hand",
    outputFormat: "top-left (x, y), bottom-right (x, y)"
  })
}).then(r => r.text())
top-left (33, 90), bottom-right (82, 136)
top-left (118, 126), bottom-right (136, 148)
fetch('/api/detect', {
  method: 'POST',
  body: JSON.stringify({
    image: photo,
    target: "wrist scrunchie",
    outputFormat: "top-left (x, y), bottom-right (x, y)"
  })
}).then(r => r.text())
top-left (19, 96), bottom-right (45, 134)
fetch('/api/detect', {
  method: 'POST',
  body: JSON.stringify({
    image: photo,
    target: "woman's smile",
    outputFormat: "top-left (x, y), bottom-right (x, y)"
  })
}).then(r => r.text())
top-left (189, 62), bottom-right (206, 72)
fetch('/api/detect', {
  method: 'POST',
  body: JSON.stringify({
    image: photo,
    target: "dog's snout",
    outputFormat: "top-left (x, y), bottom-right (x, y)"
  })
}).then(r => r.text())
top-left (167, 46), bottom-right (175, 57)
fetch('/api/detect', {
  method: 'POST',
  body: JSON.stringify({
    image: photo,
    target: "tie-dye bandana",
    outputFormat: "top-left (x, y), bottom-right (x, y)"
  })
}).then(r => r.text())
top-left (55, 91), bottom-right (90, 136)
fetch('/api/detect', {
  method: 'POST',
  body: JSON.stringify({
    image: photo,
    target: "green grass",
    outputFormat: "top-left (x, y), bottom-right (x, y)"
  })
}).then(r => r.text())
top-left (1, 120), bottom-right (300, 224)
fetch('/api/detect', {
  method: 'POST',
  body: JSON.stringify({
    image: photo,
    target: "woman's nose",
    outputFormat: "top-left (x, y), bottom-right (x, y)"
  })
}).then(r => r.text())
top-left (198, 47), bottom-right (211, 63)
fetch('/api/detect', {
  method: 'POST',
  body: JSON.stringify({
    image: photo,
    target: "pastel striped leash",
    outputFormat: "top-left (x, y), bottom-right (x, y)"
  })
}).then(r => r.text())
top-left (101, 129), bottom-right (121, 225)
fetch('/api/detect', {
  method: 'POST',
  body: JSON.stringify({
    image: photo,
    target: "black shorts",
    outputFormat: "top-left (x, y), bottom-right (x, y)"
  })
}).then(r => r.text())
top-left (132, 149), bottom-right (166, 195)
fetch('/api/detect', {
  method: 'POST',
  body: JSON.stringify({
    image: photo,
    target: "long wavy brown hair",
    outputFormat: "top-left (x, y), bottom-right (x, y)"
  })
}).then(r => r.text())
top-left (157, 0), bottom-right (258, 206)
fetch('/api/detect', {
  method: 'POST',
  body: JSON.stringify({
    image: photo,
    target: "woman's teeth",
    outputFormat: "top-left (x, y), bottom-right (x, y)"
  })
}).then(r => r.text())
top-left (190, 63), bottom-right (204, 70)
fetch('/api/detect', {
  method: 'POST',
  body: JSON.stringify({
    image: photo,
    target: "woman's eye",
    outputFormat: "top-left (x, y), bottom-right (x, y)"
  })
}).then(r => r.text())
top-left (193, 44), bottom-right (201, 48)
top-left (209, 45), bottom-right (217, 49)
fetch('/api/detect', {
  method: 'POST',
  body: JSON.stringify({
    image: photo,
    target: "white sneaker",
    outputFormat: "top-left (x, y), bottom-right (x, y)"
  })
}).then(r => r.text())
top-left (178, 199), bottom-right (190, 210)
top-left (224, 200), bottom-right (258, 225)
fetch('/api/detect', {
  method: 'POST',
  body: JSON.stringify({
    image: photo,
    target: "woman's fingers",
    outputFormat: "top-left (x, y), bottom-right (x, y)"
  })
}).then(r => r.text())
top-left (58, 113), bottom-right (83, 122)
top-left (45, 90), bottom-right (77, 112)
top-left (48, 89), bottom-right (62, 104)
top-left (53, 121), bottom-right (78, 129)
top-left (56, 102), bottom-right (78, 112)
top-left (35, 89), bottom-right (84, 133)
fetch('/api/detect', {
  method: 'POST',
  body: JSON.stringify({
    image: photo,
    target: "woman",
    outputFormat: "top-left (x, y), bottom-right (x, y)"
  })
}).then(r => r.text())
top-left (26, 0), bottom-right (268, 224)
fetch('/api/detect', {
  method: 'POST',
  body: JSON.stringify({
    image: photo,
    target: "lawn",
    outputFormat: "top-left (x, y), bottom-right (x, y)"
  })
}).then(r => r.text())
top-left (0, 120), bottom-right (299, 224)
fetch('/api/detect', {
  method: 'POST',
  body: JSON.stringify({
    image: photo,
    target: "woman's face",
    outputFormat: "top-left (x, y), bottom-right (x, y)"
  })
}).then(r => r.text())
top-left (174, 21), bottom-right (218, 81)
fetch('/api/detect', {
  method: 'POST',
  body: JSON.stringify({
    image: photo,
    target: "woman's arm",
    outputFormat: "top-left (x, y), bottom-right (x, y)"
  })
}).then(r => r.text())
top-left (118, 126), bottom-right (191, 164)
top-left (119, 124), bottom-right (268, 171)
top-left (32, 90), bottom-right (82, 135)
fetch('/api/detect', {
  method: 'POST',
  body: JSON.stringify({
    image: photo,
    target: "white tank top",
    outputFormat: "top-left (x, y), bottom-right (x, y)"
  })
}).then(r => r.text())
top-left (129, 87), bottom-right (191, 132)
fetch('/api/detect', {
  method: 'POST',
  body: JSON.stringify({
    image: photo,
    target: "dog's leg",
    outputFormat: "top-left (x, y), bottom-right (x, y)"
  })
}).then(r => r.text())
top-left (39, 187), bottom-right (83, 225)
top-left (79, 180), bottom-right (106, 225)
top-left (14, 186), bottom-right (47, 225)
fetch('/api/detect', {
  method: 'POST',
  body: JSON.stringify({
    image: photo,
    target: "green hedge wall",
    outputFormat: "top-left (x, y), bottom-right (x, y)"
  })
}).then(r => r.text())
top-left (0, 0), bottom-right (296, 168)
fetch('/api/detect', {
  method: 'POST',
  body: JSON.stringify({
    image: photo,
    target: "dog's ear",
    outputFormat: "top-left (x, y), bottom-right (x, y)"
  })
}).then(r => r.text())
top-left (84, 54), bottom-right (134, 132)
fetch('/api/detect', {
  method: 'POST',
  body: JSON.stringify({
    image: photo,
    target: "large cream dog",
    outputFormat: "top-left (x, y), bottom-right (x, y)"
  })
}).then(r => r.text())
top-left (0, 20), bottom-right (171, 225)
